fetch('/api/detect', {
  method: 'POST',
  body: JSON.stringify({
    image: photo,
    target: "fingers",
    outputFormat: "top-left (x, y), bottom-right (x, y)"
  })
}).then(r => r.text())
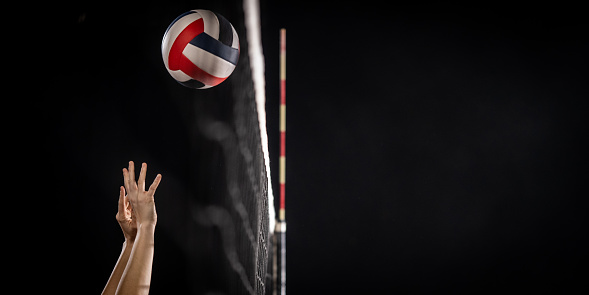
top-left (148, 174), bottom-right (162, 196)
top-left (119, 186), bottom-right (125, 207)
top-left (128, 161), bottom-right (136, 186)
top-left (121, 186), bottom-right (129, 210)
top-left (123, 161), bottom-right (137, 192)
top-left (117, 186), bottom-right (125, 217)
top-left (123, 161), bottom-right (161, 194)
top-left (122, 168), bottom-right (129, 192)
top-left (138, 162), bottom-right (147, 191)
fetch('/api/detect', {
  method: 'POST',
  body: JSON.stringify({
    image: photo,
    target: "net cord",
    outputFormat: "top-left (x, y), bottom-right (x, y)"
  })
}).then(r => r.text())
top-left (243, 0), bottom-right (276, 232)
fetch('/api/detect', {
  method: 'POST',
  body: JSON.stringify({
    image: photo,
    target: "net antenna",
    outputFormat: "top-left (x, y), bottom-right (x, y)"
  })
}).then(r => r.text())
top-left (274, 28), bottom-right (287, 295)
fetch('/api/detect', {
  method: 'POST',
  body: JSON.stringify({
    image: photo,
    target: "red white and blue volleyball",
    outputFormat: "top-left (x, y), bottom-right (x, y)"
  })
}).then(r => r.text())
top-left (162, 10), bottom-right (240, 89)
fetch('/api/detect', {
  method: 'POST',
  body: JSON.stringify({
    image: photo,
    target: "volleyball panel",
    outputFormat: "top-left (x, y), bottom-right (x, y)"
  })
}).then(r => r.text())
top-left (183, 44), bottom-right (237, 78)
top-left (195, 9), bottom-right (220, 40)
top-left (162, 11), bottom-right (202, 69)
top-left (162, 9), bottom-right (240, 89)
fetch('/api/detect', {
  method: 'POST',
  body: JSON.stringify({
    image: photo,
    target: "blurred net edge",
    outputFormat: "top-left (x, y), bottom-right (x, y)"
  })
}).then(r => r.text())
top-left (189, 0), bottom-right (276, 294)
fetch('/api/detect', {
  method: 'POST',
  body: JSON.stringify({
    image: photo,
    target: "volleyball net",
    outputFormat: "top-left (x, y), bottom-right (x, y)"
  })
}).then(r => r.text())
top-left (182, 0), bottom-right (275, 294)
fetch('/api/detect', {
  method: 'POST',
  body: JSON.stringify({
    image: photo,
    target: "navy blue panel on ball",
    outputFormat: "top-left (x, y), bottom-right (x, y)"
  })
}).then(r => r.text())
top-left (179, 79), bottom-right (205, 89)
top-left (214, 13), bottom-right (234, 47)
top-left (189, 34), bottom-right (239, 65)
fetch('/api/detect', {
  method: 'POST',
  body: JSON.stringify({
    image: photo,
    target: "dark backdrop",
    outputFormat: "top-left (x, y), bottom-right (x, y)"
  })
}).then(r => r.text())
top-left (27, 1), bottom-right (588, 293)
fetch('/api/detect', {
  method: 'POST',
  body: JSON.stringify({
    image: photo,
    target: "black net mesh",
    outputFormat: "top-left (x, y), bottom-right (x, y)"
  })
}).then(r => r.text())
top-left (182, 0), bottom-right (271, 294)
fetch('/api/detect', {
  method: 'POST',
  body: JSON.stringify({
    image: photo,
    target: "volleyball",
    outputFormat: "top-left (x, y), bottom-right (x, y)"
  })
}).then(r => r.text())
top-left (162, 10), bottom-right (240, 89)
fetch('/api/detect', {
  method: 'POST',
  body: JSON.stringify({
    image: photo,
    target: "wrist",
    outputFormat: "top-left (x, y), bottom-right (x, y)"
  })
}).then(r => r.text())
top-left (122, 239), bottom-right (134, 250)
top-left (138, 222), bottom-right (156, 232)
top-left (124, 233), bottom-right (136, 243)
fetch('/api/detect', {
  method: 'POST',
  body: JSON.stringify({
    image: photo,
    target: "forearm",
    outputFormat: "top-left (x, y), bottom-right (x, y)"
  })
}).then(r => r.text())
top-left (102, 241), bottom-right (134, 295)
top-left (116, 224), bottom-right (156, 295)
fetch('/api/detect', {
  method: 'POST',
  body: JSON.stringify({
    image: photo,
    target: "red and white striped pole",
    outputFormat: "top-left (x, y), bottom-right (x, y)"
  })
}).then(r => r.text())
top-left (277, 28), bottom-right (287, 295)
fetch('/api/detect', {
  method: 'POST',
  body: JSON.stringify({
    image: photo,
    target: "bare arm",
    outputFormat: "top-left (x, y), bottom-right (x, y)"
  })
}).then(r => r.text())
top-left (102, 240), bottom-right (134, 295)
top-left (117, 224), bottom-right (156, 295)
top-left (102, 186), bottom-right (137, 295)
top-left (116, 161), bottom-right (162, 295)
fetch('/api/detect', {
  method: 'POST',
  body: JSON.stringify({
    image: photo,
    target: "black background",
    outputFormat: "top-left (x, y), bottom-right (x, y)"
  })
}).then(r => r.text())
top-left (27, 0), bottom-right (588, 293)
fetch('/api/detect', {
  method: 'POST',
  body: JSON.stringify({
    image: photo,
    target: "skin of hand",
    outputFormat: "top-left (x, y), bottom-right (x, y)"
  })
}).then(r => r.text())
top-left (117, 161), bottom-right (162, 295)
top-left (103, 161), bottom-right (162, 295)
top-left (116, 186), bottom-right (137, 242)
top-left (122, 161), bottom-right (162, 226)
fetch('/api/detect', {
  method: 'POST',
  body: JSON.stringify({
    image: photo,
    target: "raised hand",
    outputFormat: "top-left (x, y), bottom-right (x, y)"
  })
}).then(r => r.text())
top-left (122, 161), bottom-right (162, 227)
top-left (115, 186), bottom-right (137, 242)
top-left (104, 161), bottom-right (162, 295)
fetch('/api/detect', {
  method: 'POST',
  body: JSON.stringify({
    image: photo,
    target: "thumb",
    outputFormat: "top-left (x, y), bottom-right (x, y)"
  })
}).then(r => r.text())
top-left (148, 174), bottom-right (162, 196)
top-left (116, 186), bottom-right (125, 219)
